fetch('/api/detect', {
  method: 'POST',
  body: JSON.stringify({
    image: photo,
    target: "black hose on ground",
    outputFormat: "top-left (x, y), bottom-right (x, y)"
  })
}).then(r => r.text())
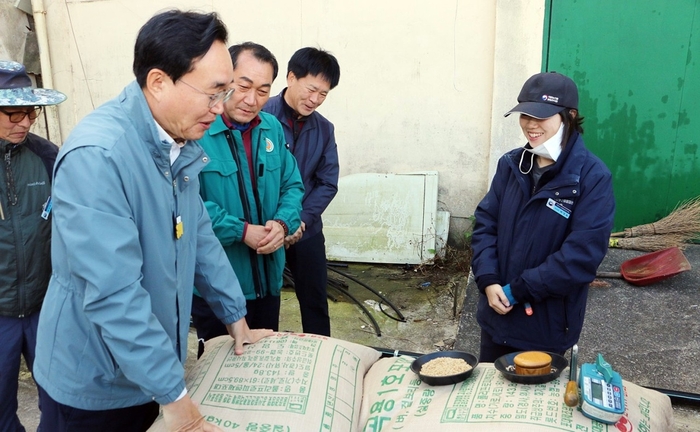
top-left (371, 346), bottom-right (423, 358)
top-left (326, 266), bottom-right (406, 322)
top-left (283, 267), bottom-right (381, 336)
top-left (327, 282), bottom-right (382, 336)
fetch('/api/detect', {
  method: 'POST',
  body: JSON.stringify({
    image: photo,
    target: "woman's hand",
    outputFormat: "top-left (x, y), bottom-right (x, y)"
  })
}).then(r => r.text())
top-left (485, 284), bottom-right (514, 315)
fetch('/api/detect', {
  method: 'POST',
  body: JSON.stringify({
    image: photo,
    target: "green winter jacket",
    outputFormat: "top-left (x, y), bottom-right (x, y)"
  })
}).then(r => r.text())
top-left (0, 134), bottom-right (57, 317)
top-left (198, 112), bottom-right (303, 300)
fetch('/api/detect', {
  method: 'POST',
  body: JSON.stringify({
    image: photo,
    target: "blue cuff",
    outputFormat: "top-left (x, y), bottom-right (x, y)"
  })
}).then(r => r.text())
top-left (502, 284), bottom-right (517, 305)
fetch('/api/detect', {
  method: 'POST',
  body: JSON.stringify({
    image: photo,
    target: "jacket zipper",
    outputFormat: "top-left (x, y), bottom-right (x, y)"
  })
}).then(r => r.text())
top-left (4, 146), bottom-right (27, 316)
top-left (224, 130), bottom-right (265, 299)
top-left (171, 169), bottom-right (182, 358)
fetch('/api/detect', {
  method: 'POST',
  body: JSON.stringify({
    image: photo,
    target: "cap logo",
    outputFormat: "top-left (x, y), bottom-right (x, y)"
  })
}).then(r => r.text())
top-left (542, 95), bottom-right (559, 104)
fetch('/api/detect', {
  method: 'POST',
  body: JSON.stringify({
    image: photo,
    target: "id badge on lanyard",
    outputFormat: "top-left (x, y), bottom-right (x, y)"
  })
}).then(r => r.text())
top-left (174, 215), bottom-right (184, 239)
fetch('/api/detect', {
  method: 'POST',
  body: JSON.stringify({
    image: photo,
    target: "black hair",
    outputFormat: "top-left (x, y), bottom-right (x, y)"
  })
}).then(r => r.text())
top-left (133, 10), bottom-right (228, 87)
top-left (287, 47), bottom-right (340, 89)
top-left (229, 42), bottom-right (279, 81)
top-left (560, 109), bottom-right (585, 147)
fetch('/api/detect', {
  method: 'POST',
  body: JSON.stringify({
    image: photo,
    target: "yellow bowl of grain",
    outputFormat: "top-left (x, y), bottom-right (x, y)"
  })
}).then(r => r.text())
top-left (410, 351), bottom-right (479, 386)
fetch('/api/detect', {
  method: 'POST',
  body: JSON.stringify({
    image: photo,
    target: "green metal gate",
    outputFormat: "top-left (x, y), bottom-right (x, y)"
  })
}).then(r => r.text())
top-left (544, 0), bottom-right (700, 231)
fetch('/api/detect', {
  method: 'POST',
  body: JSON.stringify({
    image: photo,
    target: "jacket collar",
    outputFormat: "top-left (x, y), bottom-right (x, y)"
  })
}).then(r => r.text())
top-left (269, 89), bottom-right (319, 131)
top-left (120, 81), bottom-right (204, 168)
top-left (208, 113), bottom-right (269, 137)
top-left (221, 113), bottom-right (262, 132)
top-left (0, 138), bottom-right (14, 154)
top-left (121, 82), bottom-right (163, 148)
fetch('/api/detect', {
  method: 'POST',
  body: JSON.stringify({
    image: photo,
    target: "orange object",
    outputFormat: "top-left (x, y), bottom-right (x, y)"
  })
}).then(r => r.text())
top-left (564, 345), bottom-right (579, 407)
top-left (565, 380), bottom-right (579, 406)
top-left (514, 351), bottom-right (552, 376)
top-left (596, 247), bottom-right (691, 286)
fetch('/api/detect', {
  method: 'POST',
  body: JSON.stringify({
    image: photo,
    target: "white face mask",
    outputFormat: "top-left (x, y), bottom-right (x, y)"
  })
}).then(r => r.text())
top-left (524, 122), bottom-right (564, 162)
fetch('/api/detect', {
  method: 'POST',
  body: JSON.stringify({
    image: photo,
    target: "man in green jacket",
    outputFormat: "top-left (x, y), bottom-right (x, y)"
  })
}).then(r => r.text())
top-left (193, 42), bottom-right (303, 344)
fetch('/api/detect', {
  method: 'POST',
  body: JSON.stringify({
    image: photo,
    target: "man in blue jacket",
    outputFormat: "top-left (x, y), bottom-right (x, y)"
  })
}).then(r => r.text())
top-left (33, 10), bottom-right (272, 432)
top-left (193, 42), bottom-right (304, 343)
top-left (0, 60), bottom-right (65, 432)
top-left (263, 47), bottom-right (340, 336)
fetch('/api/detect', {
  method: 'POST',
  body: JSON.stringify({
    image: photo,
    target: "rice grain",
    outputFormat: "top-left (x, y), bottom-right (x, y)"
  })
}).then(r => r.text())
top-left (420, 357), bottom-right (472, 376)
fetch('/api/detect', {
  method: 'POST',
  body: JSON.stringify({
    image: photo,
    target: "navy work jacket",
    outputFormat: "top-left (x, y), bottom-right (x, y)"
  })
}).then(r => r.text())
top-left (471, 131), bottom-right (615, 353)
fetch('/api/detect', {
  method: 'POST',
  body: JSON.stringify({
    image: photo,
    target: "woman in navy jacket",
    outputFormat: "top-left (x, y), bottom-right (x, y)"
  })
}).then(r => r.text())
top-left (471, 72), bottom-right (615, 362)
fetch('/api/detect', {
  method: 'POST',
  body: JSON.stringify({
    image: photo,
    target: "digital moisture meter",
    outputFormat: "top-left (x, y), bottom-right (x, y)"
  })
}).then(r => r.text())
top-left (578, 354), bottom-right (625, 424)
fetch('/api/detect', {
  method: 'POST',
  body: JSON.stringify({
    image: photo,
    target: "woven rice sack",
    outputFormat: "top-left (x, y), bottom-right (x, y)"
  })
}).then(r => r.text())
top-left (359, 356), bottom-right (673, 432)
top-left (148, 333), bottom-right (381, 432)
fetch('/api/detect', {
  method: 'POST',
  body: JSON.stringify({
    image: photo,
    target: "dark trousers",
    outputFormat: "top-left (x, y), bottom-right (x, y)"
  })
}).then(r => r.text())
top-left (191, 293), bottom-right (281, 356)
top-left (478, 329), bottom-right (520, 363)
top-left (0, 311), bottom-right (40, 432)
top-left (245, 294), bottom-right (281, 331)
top-left (286, 230), bottom-right (331, 336)
top-left (479, 329), bottom-right (566, 362)
top-left (37, 387), bottom-right (159, 432)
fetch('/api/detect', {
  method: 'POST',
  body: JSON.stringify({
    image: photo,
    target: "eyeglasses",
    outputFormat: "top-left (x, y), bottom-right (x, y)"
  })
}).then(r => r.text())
top-left (0, 107), bottom-right (43, 123)
top-left (179, 79), bottom-right (234, 108)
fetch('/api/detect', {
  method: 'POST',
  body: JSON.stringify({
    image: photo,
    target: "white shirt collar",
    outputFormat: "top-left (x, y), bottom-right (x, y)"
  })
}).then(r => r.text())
top-left (153, 120), bottom-right (184, 165)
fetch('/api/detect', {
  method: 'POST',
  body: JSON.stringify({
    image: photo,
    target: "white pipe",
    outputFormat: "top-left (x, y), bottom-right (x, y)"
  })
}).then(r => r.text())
top-left (30, 0), bottom-right (62, 144)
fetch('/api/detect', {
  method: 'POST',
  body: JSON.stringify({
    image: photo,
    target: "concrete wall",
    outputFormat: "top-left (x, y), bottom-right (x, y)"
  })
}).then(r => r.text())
top-left (35, 0), bottom-right (545, 243)
top-left (0, 0), bottom-right (30, 63)
top-left (1, 0), bottom-right (50, 138)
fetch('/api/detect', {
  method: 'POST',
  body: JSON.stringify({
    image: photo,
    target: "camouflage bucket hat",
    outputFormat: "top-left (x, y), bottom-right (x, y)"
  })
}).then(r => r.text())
top-left (0, 60), bottom-right (66, 106)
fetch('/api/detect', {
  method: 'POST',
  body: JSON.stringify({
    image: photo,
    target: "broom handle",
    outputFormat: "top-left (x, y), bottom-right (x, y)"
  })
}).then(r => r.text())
top-left (596, 271), bottom-right (623, 279)
top-left (610, 232), bottom-right (627, 237)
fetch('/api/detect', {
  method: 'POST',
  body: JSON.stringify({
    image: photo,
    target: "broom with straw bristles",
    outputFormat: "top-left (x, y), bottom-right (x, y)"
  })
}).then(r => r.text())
top-left (608, 234), bottom-right (688, 252)
top-left (610, 196), bottom-right (700, 240)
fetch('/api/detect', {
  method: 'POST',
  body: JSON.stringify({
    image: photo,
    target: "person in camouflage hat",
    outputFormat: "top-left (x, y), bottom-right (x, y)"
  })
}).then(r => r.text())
top-left (0, 60), bottom-right (66, 107)
top-left (0, 60), bottom-right (65, 431)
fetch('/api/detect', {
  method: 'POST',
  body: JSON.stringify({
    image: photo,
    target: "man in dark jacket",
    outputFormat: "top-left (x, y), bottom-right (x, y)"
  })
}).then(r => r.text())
top-left (0, 60), bottom-right (65, 432)
top-left (263, 47), bottom-right (340, 336)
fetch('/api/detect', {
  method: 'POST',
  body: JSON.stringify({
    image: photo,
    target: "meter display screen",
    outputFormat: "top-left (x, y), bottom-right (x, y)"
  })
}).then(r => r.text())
top-left (591, 381), bottom-right (603, 401)
top-left (579, 360), bottom-right (625, 424)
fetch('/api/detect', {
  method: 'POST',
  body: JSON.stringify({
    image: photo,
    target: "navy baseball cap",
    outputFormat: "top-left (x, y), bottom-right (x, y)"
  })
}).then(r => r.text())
top-left (504, 71), bottom-right (578, 119)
